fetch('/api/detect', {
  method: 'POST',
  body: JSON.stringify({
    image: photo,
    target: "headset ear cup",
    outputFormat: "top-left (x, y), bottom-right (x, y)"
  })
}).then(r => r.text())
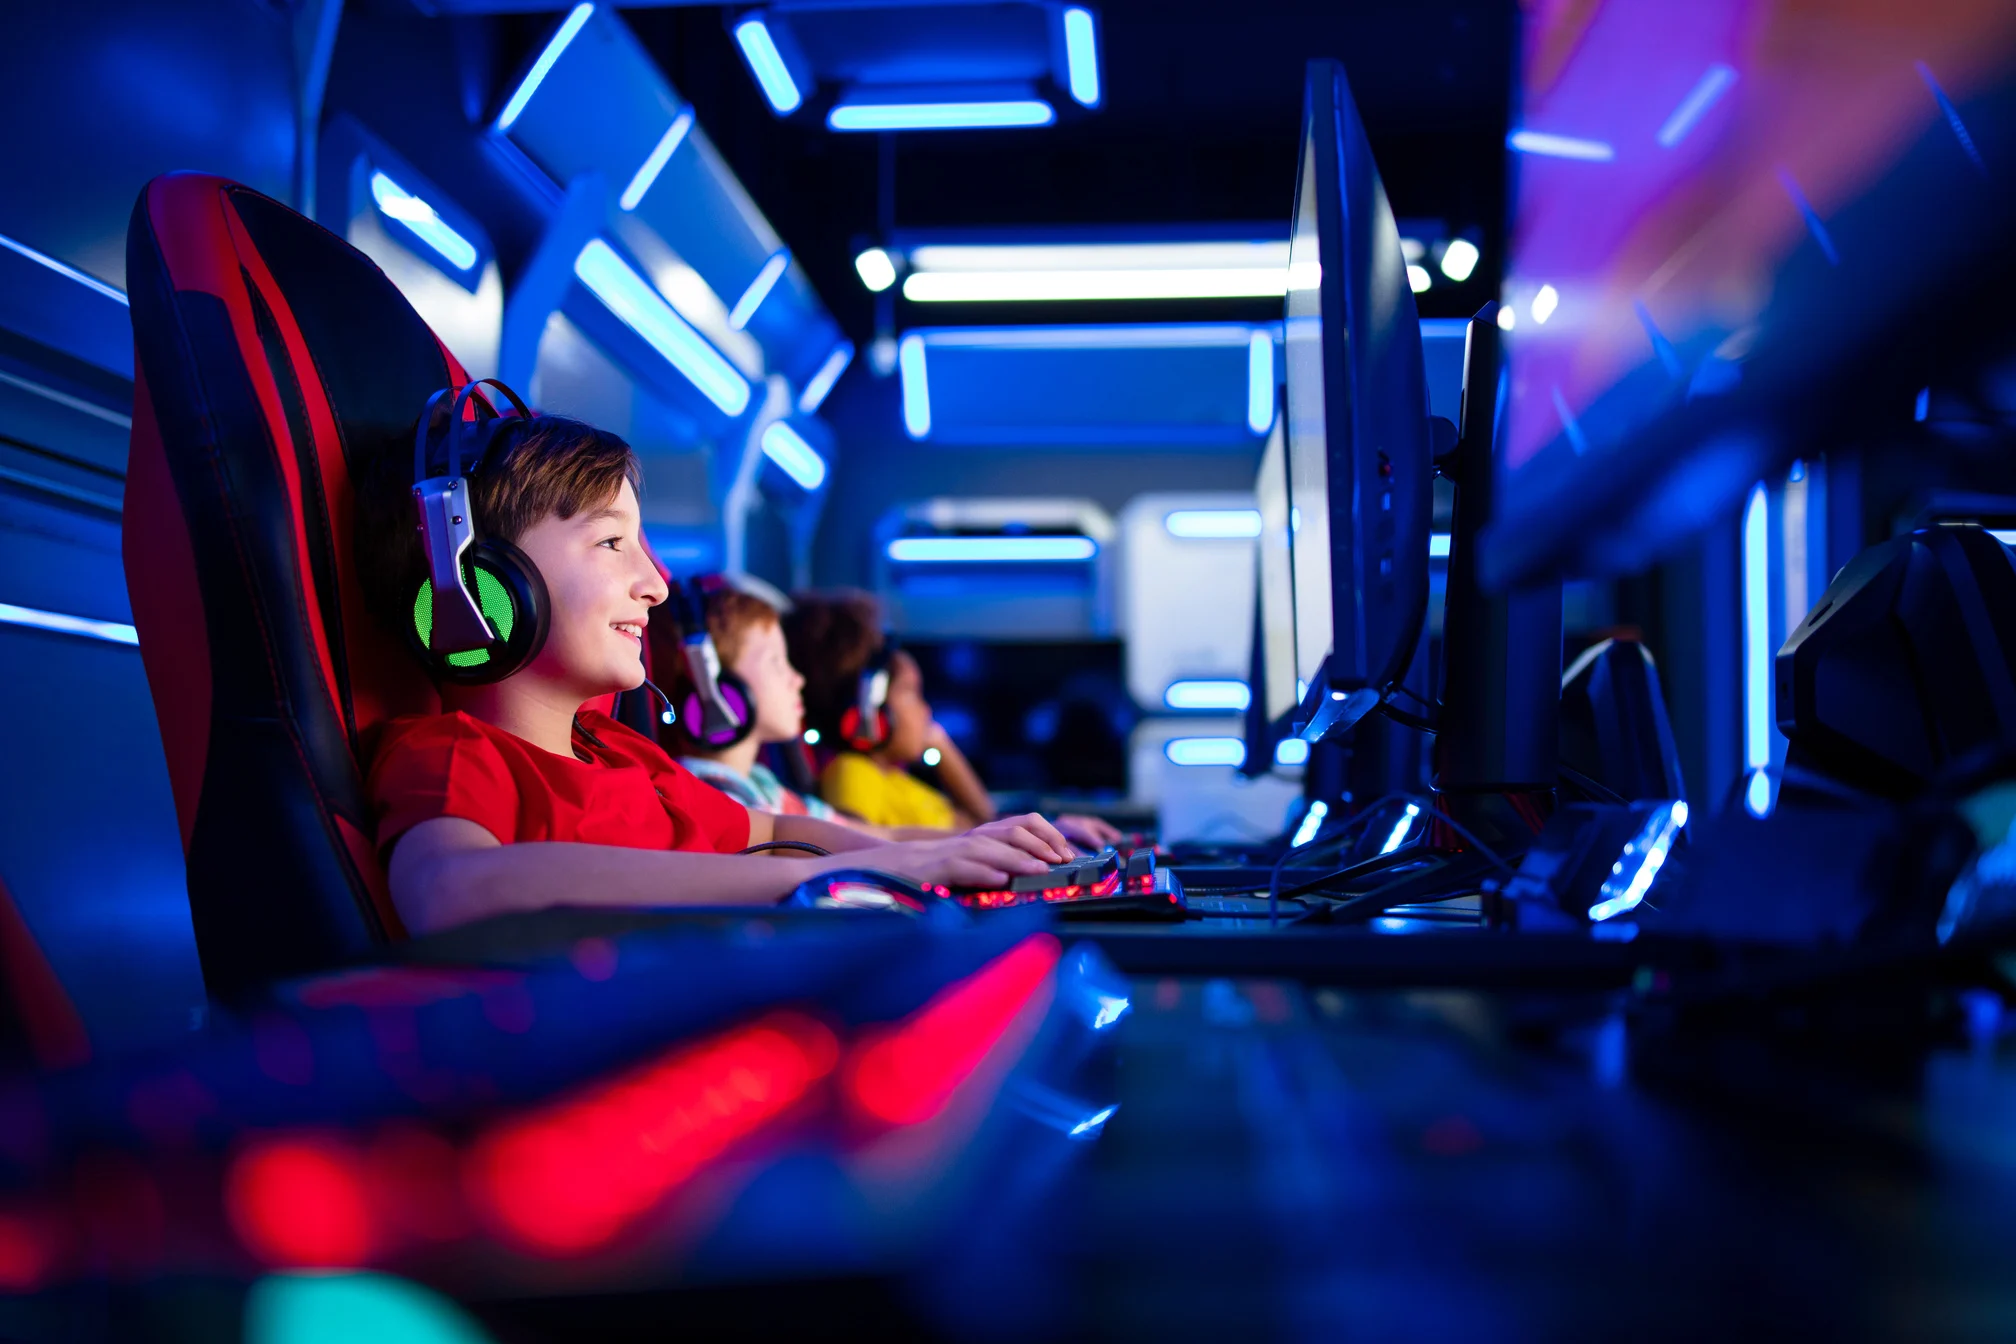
top-left (428, 538), bottom-right (549, 685)
top-left (839, 705), bottom-right (889, 753)
top-left (681, 672), bottom-right (755, 749)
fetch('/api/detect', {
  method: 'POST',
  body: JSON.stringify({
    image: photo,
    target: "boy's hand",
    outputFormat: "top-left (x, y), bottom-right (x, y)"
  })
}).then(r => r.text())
top-left (966, 812), bottom-right (1075, 864)
top-left (1055, 813), bottom-right (1123, 850)
top-left (868, 834), bottom-right (1053, 889)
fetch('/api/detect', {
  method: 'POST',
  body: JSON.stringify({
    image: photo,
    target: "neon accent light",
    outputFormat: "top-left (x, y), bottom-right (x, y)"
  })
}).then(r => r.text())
top-left (573, 239), bottom-right (751, 416)
top-left (728, 249), bottom-right (791, 329)
top-left (619, 110), bottom-right (694, 210)
top-left (0, 602), bottom-right (138, 646)
top-left (1164, 680), bottom-right (1250, 711)
top-left (496, 4), bottom-right (594, 131)
top-left (829, 100), bottom-right (1054, 132)
top-left (887, 536), bottom-right (1097, 563)
top-left (1063, 8), bottom-right (1101, 107)
top-left (760, 420), bottom-right (827, 491)
top-left (1506, 129), bottom-right (1615, 161)
top-left (733, 18), bottom-right (803, 114)
top-left (898, 333), bottom-right (930, 437)
top-left (1164, 737), bottom-right (1245, 768)
top-left (798, 340), bottom-right (854, 413)
top-left (1165, 509), bottom-right (1261, 539)
top-left (369, 172), bottom-right (477, 272)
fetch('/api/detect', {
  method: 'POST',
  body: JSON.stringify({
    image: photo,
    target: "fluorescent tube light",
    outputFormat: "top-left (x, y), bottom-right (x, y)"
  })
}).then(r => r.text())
top-left (1407, 264), bottom-right (1431, 294)
top-left (828, 100), bottom-right (1055, 132)
top-left (798, 340), bottom-right (853, 414)
top-left (496, 3), bottom-right (594, 131)
top-left (1247, 329), bottom-right (1275, 434)
top-left (1440, 238), bottom-right (1480, 282)
top-left (1164, 509), bottom-right (1261, 539)
top-left (369, 172), bottom-right (477, 272)
top-left (760, 420), bottom-right (827, 491)
top-left (1063, 7), bottom-right (1100, 107)
top-left (0, 602), bottom-right (138, 646)
top-left (1657, 64), bottom-right (1737, 149)
top-left (898, 333), bottom-right (930, 438)
top-left (728, 249), bottom-right (790, 329)
top-left (1163, 737), bottom-right (1245, 768)
top-left (1276, 739), bottom-right (1311, 768)
top-left (1497, 304), bottom-right (1516, 331)
top-left (921, 323), bottom-right (1260, 350)
top-left (1290, 798), bottom-right (1327, 844)
top-left (1164, 680), bottom-right (1251, 711)
top-left (620, 110), bottom-right (694, 210)
top-left (0, 231), bottom-right (127, 306)
top-left (734, 17), bottom-right (803, 114)
top-left (1430, 533), bottom-right (1451, 558)
top-left (855, 247), bottom-right (898, 292)
top-left (1742, 482), bottom-right (1772, 816)
top-left (1531, 284), bottom-right (1559, 324)
top-left (905, 268), bottom-right (1285, 303)
top-left (1506, 130), bottom-right (1616, 161)
top-left (886, 536), bottom-right (1097, 563)
top-left (1379, 802), bottom-right (1422, 856)
top-left (573, 239), bottom-right (751, 417)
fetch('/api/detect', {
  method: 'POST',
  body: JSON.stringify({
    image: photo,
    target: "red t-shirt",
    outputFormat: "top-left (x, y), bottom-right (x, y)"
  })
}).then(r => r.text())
top-left (367, 710), bottom-right (750, 859)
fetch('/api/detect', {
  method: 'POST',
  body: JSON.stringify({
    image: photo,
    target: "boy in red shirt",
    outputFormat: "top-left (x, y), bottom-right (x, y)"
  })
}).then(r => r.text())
top-left (356, 407), bottom-right (1072, 934)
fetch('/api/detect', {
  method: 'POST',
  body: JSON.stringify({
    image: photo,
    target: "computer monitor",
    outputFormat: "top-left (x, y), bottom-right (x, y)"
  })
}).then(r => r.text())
top-left (1240, 418), bottom-right (1298, 779)
top-left (1284, 58), bottom-right (1436, 742)
top-left (1479, 1), bottom-right (2016, 587)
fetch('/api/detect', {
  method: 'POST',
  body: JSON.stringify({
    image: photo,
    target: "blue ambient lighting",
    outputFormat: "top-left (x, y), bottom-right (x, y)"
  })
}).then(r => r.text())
top-left (887, 536), bottom-right (1097, 564)
top-left (1379, 802), bottom-right (1422, 856)
top-left (1429, 533), bottom-right (1451, 558)
top-left (798, 340), bottom-right (854, 414)
top-left (1506, 130), bottom-right (1616, 161)
top-left (496, 3), bottom-right (593, 131)
top-left (760, 421), bottom-right (827, 491)
top-left (1657, 64), bottom-right (1737, 148)
top-left (1068, 1105), bottom-right (1119, 1139)
top-left (1164, 680), bottom-right (1251, 711)
top-left (0, 231), bottom-right (127, 306)
top-left (369, 172), bottom-right (477, 272)
top-left (728, 249), bottom-right (791, 329)
top-left (1275, 739), bottom-right (1311, 768)
top-left (1164, 509), bottom-right (1261, 539)
top-left (1917, 61), bottom-right (1986, 172)
top-left (1742, 482), bottom-right (1773, 817)
top-left (1776, 169), bottom-right (1839, 266)
top-left (619, 110), bottom-right (694, 210)
top-left (1164, 737), bottom-right (1246, 768)
top-left (734, 18), bottom-right (803, 114)
top-left (1091, 994), bottom-right (1130, 1030)
top-left (573, 240), bottom-right (751, 416)
top-left (1589, 801), bottom-right (1687, 922)
top-left (0, 602), bottom-right (139, 646)
top-left (1063, 8), bottom-right (1101, 107)
top-left (1290, 799), bottom-right (1328, 847)
top-left (1247, 329), bottom-right (1275, 434)
top-left (829, 100), bottom-right (1055, 132)
top-left (898, 333), bottom-right (930, 438)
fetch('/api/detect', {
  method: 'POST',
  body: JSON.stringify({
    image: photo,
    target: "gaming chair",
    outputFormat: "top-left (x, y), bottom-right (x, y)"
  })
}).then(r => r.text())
top-left (123, 173), bottom-right (464, 999)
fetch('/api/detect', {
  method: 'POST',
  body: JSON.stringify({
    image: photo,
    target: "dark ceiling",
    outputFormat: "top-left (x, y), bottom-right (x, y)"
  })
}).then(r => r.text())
top-left (526, 1), bottom-right (1514, 341)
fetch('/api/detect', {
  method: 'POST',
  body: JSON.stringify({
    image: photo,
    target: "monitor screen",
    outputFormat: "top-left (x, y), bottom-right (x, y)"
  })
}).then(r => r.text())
top-left (1255, 418), bottom-right (1299, 724)
top-left (1491, 0), bottom-right (2016, 575)
top-left (1284, 121), bottom-right (1332, 699)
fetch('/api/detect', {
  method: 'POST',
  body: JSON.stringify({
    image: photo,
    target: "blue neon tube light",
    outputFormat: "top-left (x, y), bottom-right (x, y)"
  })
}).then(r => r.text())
top-left (0, 602), bottom-right (138, 646)
top-left (1063, 8), bottom-right (1100, 107)
top-left (1742, 482), bottom-right (1773, 816)
top-left (1164, 509), bottom-right (1260, 539)
top-left (828, 100), bottom-right (1055, 132)
top-left (1589, 801), bottom-right (1688, 922)
top-left (1164, 680), bottom-right (1251, 711)
top-left (734, 18), bottom-right (803, 114)
top-left (1290, 798), bottom-right (1327, 845)
top-left (1506, 129), bottom-right (1615, 161)
top-left (1656, 64), bottom-right (1737, 148)
top-left (620, 110), bottom-right (694, 211)
top-left (369, 172), bottom-right (477, 272)
top-left (1429, 533), bottom-right (1451, 558)
top-left (573, 240), bottom-right (751, 417)
top-left (1379, 802), bottom-right (1423, 856)
top-left (1247, 329), bottom-right (1275, 434)
top-left (496, 3), bottom-right (594, 131)
top-left (1276, 739), bottom-right (1311, 768)
top-left (797, 340), bottom-right (854, 414)
top-left (728, 249), bottom-right (791, 330)
top-left (887, 536), bottom-right (1097, 563)
top-left (0, 232), bottom-right (127, 306)
top-left (1164, 737), bottom-right (1245, 768)
top-left (760, 420), bottom-right (827, 491)
top-left (898, 334), bottom-right (931, 438)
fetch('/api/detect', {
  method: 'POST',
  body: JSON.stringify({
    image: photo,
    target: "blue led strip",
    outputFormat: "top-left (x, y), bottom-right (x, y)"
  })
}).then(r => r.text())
top-left (887, 536), bottom-right (1096, 564)
top-left (573, 240), bottom-right (751, 417)
top-left (1062, 8), bottom-right (1100, 108)
top-left (1656, 64), bottom-right (1737, 148)
top-left (1164, 737), bottom-right (1245, 768)
top-left (0, 231), bottom-right (128, 306)
top-left (0, 602), bottom-right (138, 646)
top-left (797, 340), bottom-right (854, 415)
top-left (368, 172), bottom-right (477, 272)
top-left (760, 421), bottom-right (827, 491)
top-left (620, 110), bottom-right (694, 211)
top-left (496, 3), bottom-right (594, 132)
top-left (898, 334), bottom-right (931, 438)
top-left (829, 101), bottom-right (1055, 132)
top-left (1741, 483), bottom-right (1773, 816)
top-left (1506, 130), bottom-right (1615, 161)
top-left (734, 17), bottom-right (803, 114)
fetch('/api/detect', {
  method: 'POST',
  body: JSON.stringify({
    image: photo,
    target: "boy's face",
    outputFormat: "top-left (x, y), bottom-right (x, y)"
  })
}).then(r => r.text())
top-left (513, 481), bottom-right (667, 702)
top-left (732, 619), bottom-right (808, 747)
top-left (879, 650), bottom-right (932, 763)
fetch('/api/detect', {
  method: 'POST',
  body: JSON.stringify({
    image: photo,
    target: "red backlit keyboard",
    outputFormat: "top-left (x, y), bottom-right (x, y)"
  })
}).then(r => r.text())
top-left (943, 847), bottom-right (1186, 918)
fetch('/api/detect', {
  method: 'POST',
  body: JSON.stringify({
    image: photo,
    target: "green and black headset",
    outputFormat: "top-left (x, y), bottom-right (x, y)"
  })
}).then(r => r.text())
top-left (407, 379), bottom-right (550, 684)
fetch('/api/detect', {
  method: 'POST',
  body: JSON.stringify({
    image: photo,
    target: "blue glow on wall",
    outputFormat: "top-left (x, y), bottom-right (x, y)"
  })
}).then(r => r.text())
top-left (496, 3), bottom-right (595, 131)
top-left (573, 239), bottom-right (751, 417)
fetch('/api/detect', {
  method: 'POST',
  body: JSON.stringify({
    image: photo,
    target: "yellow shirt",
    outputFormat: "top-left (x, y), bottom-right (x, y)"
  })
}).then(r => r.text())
top-left (819, 752), bottom-right (957, 829)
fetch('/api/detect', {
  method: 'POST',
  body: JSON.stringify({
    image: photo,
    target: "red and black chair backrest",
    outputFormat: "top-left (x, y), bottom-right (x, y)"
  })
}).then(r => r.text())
top-left (123, 173), bottom-right (460, 999)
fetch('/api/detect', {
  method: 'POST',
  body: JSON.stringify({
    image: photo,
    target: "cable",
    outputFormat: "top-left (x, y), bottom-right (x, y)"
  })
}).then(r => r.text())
top-left (741, 840), bottom-right (832, 858)
top-left (1269, 794), bottom-right (1519, 911)
top-left (1391, 683), bottom-right (1441, 713)
top-left (1557, 761), bottom-right (1629, 805)
top-left (1378, 701), bottom-right (1439, 733)
top-left (1266, 791), bottom-right (1415, 926)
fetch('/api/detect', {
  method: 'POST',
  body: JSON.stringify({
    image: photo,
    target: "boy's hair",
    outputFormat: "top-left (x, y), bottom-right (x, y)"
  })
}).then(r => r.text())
top-left (649, 581), bottom-right (785, 755)
top-left (780, 589), bottom-right (886, 740)
top-left (354, 412), bottom-right (642, 652)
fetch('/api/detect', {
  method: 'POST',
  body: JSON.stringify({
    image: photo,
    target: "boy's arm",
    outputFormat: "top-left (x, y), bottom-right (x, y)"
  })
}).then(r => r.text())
top-left (770, 812), bottom-right (884, 855)
top-left (387, 815), bottom-right (1070, 935)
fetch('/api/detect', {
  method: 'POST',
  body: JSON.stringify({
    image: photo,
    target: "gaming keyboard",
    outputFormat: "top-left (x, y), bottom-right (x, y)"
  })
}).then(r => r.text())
top-left (940, 846), bottom-right (1186, 918)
